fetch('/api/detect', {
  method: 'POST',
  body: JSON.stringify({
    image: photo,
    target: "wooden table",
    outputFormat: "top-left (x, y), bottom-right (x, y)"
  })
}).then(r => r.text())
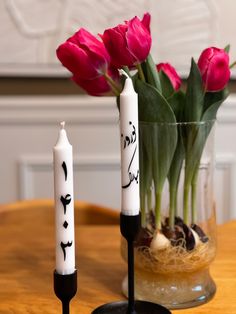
top-left (0, 207), bottom-right (235, 314)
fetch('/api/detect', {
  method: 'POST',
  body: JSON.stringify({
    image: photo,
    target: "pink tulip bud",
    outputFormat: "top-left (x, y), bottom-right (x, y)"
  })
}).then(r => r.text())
top-left (56, 28), bottom-right (110, 80)
top-left (72, 67), bottom-right (120, 96)
top-left (197, 47), bottom-right (230, 91)
top-left (156, 63), bottom-right (182, 91)
top-left (101, 13), bottom-right (151, 68)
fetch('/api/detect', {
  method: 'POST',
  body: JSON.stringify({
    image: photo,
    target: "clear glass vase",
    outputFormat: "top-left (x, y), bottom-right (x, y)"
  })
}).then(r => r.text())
top-left (121, 120), bottom-right (217, 309)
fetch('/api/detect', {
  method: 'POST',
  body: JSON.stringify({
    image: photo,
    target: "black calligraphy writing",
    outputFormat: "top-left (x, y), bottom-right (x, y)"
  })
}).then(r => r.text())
top-left (60, 194), bottom-right (71, 214)
top-left (62, 161), bottom-right (67, 181)
top-left (122, 144), bottom-right (139, 189)
top-left (121, 121), bottom-right (136, 149)
top-left (60, 241), bottom-right (73, 261)
top-left (59, 158), bottom-right (73, 263)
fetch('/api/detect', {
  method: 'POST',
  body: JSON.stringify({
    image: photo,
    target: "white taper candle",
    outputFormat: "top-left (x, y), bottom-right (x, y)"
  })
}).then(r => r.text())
top-left (119, 72), bottom-right (140, 216)
top-left (53, 121), bottom-right (75, 275)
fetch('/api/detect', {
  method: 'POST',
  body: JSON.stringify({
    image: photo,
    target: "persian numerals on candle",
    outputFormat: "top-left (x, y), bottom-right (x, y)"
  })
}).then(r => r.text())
top-left (60, 160), bottom-right (73, 262)
top-left (121, 120), bottom-right (139, 189)
top-left (60, 194), bottom-right (72, 214)
top-left (62, 161), bottom-right (68, 180)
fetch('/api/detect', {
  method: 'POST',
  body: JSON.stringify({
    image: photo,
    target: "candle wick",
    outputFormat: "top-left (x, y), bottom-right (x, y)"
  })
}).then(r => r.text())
top-left (60, 121), bottom-right (65, 129)
top-left (119, 69), bottom-right (129, 79)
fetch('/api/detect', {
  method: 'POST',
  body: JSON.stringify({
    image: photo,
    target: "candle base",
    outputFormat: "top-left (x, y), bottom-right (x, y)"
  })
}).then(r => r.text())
top-left (91, 300), bottom-right (171, 314)
top-left (54, 269), bottom-right (77, 314)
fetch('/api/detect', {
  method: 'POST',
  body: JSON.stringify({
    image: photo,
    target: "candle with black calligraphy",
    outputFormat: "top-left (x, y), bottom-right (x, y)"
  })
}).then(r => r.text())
top-left (53, 121), bottom-right (75, 275)
top-left (119, 74), bottom-right (140, 216)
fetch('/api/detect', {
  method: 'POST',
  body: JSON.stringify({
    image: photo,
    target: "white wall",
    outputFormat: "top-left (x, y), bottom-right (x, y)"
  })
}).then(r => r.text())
top-left (1, 0), bottom-right (236, 77)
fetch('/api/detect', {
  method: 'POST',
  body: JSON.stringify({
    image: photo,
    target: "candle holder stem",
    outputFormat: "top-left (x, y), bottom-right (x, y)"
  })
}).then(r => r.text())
top-left (120, 214), bottom-right (140, 314)
top-left (62, 301), bottom-right (69, 314)
top-left (127, 239), bottom-right (135, 314)
top-left (62, 302), bottom-right (70, 314)
top-left (54, 270), bottom-right (77, 314)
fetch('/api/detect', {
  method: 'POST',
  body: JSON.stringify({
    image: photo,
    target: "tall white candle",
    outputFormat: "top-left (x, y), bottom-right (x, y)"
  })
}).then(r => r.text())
top-left (119, 74), bottom-right (140, 216)
top-left (53, 121), bottom-right (75, 275)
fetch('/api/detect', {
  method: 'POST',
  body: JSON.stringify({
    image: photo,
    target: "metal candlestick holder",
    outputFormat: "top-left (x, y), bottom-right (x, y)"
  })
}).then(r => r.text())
top-left (91, 213), bottom-right (171, 314)
top-left (54, 269), bottom-right (77, 314)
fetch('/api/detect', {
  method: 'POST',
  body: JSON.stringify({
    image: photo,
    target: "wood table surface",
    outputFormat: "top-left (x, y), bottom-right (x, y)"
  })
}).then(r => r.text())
top-left (0, 207), bottom-right (235, 314)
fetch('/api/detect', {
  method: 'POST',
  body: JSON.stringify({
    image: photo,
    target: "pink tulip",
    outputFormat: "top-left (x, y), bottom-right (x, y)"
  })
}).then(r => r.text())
top-left (72, 67), bottom-right (120, 96)
top-left (198, 47), bottom-right (230, 91)
top-left (56, 28), bottom-right (110, 80)
top-left (101, 13), bottom-right (151, 68)
top-left (157, 63), bottom-right (181, 91)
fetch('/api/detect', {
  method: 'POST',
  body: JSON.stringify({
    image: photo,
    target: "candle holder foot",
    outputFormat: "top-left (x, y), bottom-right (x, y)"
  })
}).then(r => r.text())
top-left (91, 300), bottom-right (171, 314)
top-left (54, 269), bottom-right (77, 314)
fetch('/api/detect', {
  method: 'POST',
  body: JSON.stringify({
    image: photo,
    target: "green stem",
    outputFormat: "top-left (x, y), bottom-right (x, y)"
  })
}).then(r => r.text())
top-left (183, 183), bottom-right (190, 225)
top-left (147, 188), bottom-right (152, 212)
top-left (230, 61), bottom-right (236, 69)
top-left (146, 54), bottom-right (162, 92)
top-left (191, 167), bottom-right (199, 224)
top-left (136, 63), bottom-right (145, 82)
top-left (122, 66), bottom-right (131, 77)
top-left (140, 192), bottom-right (146, 228)
top-left (174, 188), bottom-right (178, 217)
top-left (155, 190), bottom-right (162, 230)
top-left (169, 187), bottom-right (176, 229)
top-left (104, 73), bottom-right (121, 95)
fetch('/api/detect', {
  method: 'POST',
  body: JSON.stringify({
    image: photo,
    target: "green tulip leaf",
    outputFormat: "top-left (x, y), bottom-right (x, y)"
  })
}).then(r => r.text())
top-left (139, 122), bottom-right (154, 224)
top-left (185, 89), bottom-right (229, 181)
top-left (168, 132), bottom-right (185, 225)
top-left (136, 78), bottom-right (178, 210)
top-left (145, 54), bottom-right (162, 93)
top-left (136, 78), bottom-right (177, 222)
top-left (183, 124), bottom-right (206, 187)
top-left (224, 44), bottom-right (230, 53)
top-left (190, 87), bottom-right (229, 225)
top-left (202, 89), bottom-right (229, 120)
top-left (169, 90), bottom-right (186, 122)
top-left (167, 91), bottom-right (186, 224)
top-left (168, 131), bottom-right (185, 187)
top-left (151, 122), bottom-right (177, 191)
top-left (159, 70), bottom-right (175, 99)
top-left (135, 79), bottom-right (176, 123)
top-left (184, 58), bottom-right (205, 122)
top-left (183, 89), bottom-right (228, 224)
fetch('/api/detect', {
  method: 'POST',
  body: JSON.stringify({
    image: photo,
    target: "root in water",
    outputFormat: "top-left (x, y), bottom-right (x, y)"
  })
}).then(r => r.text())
top-left (134, 239), bottom-right (216, 274)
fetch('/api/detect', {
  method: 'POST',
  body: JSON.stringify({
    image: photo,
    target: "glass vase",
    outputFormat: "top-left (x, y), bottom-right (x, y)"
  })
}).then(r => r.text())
top-left (121, 120), bottom-right (217, 309)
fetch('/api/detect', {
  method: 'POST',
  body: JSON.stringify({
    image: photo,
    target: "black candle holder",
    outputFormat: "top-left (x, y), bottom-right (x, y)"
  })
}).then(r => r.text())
top-left (54, 269), bottom-right (77, 314)
top-left (91, 213), bottom-right (171, 314)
